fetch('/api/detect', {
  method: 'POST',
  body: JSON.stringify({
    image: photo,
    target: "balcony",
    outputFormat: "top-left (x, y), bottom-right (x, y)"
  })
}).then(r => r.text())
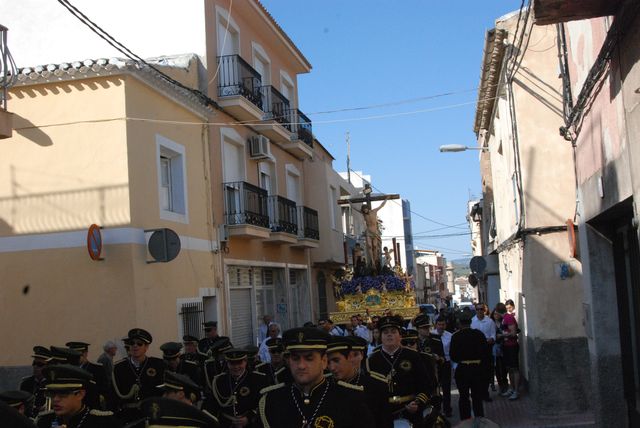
top-left (217, 55), bottom-right (264, 122)
top-left (266, 195), bottom-right (299, 244)
top-left (255, 86), bottom-right (293, 144)
top-left (293, 206), bottom-right (320, 248)
top-left (223, 181), bottom-right (270, 239)
top-left (280, 109), bottom-right (313, 159)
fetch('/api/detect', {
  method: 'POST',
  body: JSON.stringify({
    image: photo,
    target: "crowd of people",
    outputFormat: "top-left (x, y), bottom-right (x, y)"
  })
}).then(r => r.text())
top-left (0, 300), bottom-right (520, 428)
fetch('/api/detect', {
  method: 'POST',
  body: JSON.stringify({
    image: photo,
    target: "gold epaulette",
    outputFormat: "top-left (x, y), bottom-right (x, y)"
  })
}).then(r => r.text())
top-left (415, 392), bottom-right (430, 404)
top-left (259, 382), bottom-right (285, 395)
top-left (337, 380), bottom-right (364, 392)
top-left (184, 359), bottom-right (198, 366)
top-left (253, 370), bottom-right (266, 377)
top-left (369, 371), bottom-right (388, 383)
top-left (255, 362), bottom-right (267, 369)
top-left (89, 409), bottom-right (114, 416)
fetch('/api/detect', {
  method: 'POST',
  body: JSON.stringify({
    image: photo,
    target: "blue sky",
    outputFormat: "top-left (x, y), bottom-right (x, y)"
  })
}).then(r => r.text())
top-left (261, 0), bottom-right (523, 260)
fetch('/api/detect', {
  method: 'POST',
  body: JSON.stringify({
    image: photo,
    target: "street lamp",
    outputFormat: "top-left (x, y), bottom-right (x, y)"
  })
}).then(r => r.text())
top-left (439, 144), bottom-right (488, 153)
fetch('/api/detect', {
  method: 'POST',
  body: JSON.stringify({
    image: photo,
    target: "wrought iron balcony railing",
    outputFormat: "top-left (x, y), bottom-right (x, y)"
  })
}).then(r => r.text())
top-left (262, 86), bottom-right (293, 132)
top-left (298, 206), bottom-right (319, 240)
top-left (268, 195), bottom-right (298, 235)
top-left (292, 109), bottom-right (313, 147)
top-left (0, 24), bottom-right (17, 110)
top-left (223, 181), bottom-right (270, 229)
top-left (217, 55), bottom-right (263, 110)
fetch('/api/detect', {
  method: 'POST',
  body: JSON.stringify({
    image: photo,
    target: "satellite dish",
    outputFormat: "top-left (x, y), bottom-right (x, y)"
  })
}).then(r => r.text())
top-left (468, 274), bottom-right (478, 287)
top-left (469, 256), bottom-right (487, 274)
top-left (148, 228), bottom-right (181, 263)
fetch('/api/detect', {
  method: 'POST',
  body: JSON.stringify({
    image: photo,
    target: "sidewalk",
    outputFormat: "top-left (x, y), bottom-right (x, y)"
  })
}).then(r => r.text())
top-left (447, 386), bottom-right (595, 428)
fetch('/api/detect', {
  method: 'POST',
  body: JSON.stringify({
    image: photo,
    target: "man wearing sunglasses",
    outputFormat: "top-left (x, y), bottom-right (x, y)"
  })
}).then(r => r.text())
top-left (254, 338), bottom-right (292, 385)
top-left (35, 364), bottom-right (121, 427)
top-left (112, 328), bottom-right (165, 424)
top-left (20, 346), bottom-right (51, 418)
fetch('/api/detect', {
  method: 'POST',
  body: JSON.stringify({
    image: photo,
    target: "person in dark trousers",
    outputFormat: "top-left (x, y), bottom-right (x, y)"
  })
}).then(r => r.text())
top-left (449, 312), bottom-right (489, 420)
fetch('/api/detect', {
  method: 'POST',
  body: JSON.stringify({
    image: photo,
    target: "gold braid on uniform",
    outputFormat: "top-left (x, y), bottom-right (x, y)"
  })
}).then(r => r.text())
top-left (368, 371), bottom-right (388, 384)
top-left (258, 394), bottom-right (270, 428)
top-left (212, 373), bottom-right (237, 407)
top-left (415, 392), bottom-right (430, 404)
top-left (337, 380), bottom-right (364, 391)
top-left (111, 369), bottom-right (140, 400)
top-left (89, 409), bottom-right (115, 416)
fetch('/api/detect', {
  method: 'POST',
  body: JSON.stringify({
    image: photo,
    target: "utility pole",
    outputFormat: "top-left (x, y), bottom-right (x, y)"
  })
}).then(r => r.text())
top-left (346, 131), bottom-right (351, 184)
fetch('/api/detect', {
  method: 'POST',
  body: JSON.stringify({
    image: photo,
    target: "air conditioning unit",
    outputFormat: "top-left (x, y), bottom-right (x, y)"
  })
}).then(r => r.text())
top-left (250, 135), bottom-right (271, 160)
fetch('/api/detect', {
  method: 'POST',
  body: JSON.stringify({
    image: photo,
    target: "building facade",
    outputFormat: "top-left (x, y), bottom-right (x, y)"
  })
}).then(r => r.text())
top-left (533, 0), bottom-right (640, 425)
top-left (473, 9), bottom-right (589, 416)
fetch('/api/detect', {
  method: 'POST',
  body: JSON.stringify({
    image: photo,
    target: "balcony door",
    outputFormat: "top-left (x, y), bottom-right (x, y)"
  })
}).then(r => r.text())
top-left (286, 167), bottom-right (301, 205)
top-left (223, 139), bottom-right (245, 220)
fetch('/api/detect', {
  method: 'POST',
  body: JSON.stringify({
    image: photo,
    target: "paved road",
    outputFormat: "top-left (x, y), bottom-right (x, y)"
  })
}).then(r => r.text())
top-left (446, 385), bottom-right (595, 428)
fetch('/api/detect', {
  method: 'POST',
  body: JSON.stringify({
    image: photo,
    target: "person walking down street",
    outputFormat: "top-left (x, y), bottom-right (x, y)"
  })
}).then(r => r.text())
top-left (112, 328), bottom-right (165, 424)
top-left (254, 338), bottom-right (292, 385)
top-left (326, 336), bottom-right (393, 428)
top-left (500, 299), bottom-right (521, 400)
top-left (258, 323), bottom-right (281, 363)
top-left (490, 304), bottom-right (509, 394)
top-left (20, 346), bottom-right (51, 418)
top-left (470, 303), bottom-right (496, 401)
top-left (450, 312), bottom-right (489, 421)
top-left (367, 316), bottom-right (433, 426)
top-left (97, 341), bottom-right (118, 385)
top-left (431, 316), bottom-right (453, 417)
top-left (257, 315), bottom-right (272, 345)
top-left (259, 327), bottom-right (374, 427)
top-left (35, 364), bottom-right (122, 428)
top-left (206, 349), bottom-right (268, 428)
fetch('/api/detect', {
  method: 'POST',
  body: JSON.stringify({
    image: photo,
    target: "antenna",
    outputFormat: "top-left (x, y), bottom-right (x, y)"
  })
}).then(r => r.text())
top-left (346, 131), bottom-right (351, 184)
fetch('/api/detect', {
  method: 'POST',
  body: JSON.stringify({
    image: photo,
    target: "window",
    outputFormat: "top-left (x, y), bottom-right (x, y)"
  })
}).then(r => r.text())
top-left (157, 135), bottom-right (188, 223)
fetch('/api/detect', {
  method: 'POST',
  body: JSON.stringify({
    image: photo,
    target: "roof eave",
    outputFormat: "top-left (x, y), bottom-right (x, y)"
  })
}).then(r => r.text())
top-left (473, 29), bottom-right (507, 136)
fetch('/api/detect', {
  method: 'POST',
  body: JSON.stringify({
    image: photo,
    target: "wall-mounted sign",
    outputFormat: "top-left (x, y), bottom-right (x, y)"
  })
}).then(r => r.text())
top-left (87, 224), bottom-right (103, 261)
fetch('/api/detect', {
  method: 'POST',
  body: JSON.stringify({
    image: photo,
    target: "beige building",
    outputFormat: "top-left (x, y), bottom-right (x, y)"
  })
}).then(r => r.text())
top-left (473, 10), bottom-right (588, 415)
top-left (0, 0), bottom-right (369, 387)
top-left (0, 56), bottom-right (220, 376)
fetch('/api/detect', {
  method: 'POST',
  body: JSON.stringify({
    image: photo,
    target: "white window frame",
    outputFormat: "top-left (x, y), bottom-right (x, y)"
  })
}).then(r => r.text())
top-left (259, 158), bottom-right (277, 195)
top-left (280, 70), bottom-right (295, 105)
top-left (156, 134), bottom-right (189, 224)
top-left (285, 163), bottom-right (301, 204)
top-left (252, 42), bottom-right (272, 85)
top-left (215, 5), bottom-right (241, 56)
top-left (220, 127), bottom-right (247, 183)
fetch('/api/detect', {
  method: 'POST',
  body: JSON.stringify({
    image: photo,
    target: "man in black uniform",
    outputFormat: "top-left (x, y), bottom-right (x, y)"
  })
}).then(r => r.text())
top-left (157, 371), bottom-right (202, 406)
top-left (160, 342), bottom-right (202, 387)
top-left (401, 329), bottom-right (439, 395)
top-left (20, 346), bottom-right (51, 418)
top-left (259, 327), bottom-right (374, 428)
top-left (34, 364), bottom-right (121, 428)
top-left (367, 316), bottom-right (432, 426)
top-left (198, 322), bottom-right (230, 358)
top-left (112, 328), bottom-right (165, 424)
top-left (0, 390), bottom-right (34, 416)
top-left (449, 312), bottom-right (489, 420)
top-left (203, 338), bottom-right (233, 393)
top-left (254, 338), bottom-right (291, 385)
top-left (140, 397), bottom-right (219, 427)
top-left (182, 335), bottom-right (204, 365)
top-left (327, 336), bottom-right (392, 428)
top-left (206, 349), bottom-right (268, 427)
top-left (66, 341), bottom-right (110, 410)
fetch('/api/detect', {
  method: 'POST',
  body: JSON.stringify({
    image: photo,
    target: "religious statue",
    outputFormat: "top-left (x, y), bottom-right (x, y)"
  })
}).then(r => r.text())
top-left (339, 184), bottom-right (400, 275)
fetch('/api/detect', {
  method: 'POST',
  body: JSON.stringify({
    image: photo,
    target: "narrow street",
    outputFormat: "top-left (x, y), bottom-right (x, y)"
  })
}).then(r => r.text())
top-left (447, 385), bottom-right (595, 428)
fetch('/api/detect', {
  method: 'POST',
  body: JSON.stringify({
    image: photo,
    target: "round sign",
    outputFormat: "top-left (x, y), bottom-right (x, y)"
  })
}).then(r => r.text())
top-left (148, 228), bottom-right (181, 262)
top-left (87, 224), bottom-right (103, 261)
top-left (468, 274), bottom-right (478, 287)
top-left (469, 256), bottom-right (487, 274)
